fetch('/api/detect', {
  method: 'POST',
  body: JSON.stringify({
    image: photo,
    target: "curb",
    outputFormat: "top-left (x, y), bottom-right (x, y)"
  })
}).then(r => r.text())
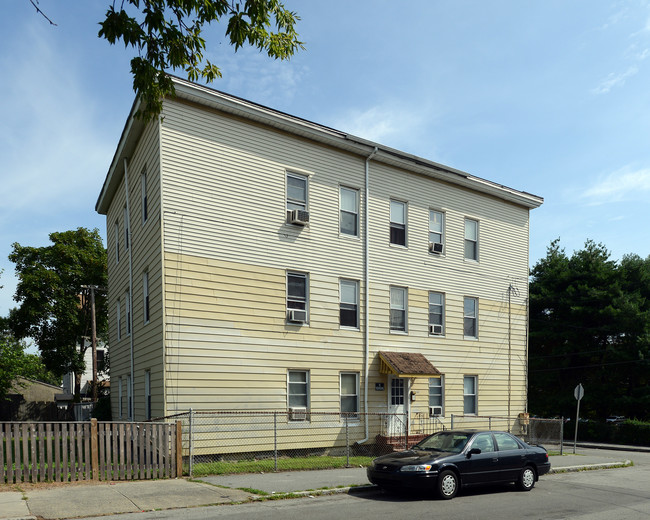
top-left (549, 460), bottom-right (632, 473)
top-left (256, 484), bottom-right (376, 500)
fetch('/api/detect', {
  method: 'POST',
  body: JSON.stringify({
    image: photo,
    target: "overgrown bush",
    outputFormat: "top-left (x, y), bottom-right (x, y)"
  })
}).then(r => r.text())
top-left (568, 420), bottom-right (650, 446)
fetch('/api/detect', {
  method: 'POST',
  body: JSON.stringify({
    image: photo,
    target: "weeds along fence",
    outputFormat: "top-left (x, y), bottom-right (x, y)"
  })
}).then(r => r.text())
top-left (0, 419), bottom-right (182, 484)
top-left (159, 410), bottom-right (564, 477)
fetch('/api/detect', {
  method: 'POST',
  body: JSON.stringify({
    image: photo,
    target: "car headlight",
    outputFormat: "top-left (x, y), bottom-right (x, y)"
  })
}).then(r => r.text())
top-left (400, 464), bottom-right (433, 472)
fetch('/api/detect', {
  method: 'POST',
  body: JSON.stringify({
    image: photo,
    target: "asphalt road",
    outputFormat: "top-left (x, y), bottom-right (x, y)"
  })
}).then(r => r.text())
top-left (76, 449), bottom-right (650, 520)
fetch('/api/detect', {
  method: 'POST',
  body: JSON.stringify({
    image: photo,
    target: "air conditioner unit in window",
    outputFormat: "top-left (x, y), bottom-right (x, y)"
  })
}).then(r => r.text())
top-left (429, 242), bottom-right (444, 254)
top-left (289, 209), bottom-right (310, 225)
top-left (288, 309), bottom-right (307, 323)
top-left (429, 406), bottom-right (443, 417)
top-left (429, 324), bottom-right (443, 335)
top-left (289, 407), bottom-right (307, 420)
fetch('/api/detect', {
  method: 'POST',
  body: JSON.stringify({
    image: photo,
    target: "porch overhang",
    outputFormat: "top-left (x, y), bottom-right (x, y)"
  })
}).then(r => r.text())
top-left (378, 351), bottom-right (441, 378)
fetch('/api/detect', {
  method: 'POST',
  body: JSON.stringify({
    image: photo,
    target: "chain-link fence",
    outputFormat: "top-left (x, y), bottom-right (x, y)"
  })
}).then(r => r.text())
top-left (153, 411), bottom-right (564, 476)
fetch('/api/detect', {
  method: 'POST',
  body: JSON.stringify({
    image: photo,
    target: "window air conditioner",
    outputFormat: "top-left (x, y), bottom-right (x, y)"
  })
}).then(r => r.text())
top-left (429, 324), bottom-right (443, 335)
top-left (289, 407), bottom-right (307, 421)
top-left (429, 242), bottom-right (444, 254)
top-left (289, 209), bottom-right (310, 225)
top-left (288, 309), bottom-right (308, 323)
top-left (429, 406), bottom-right (443, 417)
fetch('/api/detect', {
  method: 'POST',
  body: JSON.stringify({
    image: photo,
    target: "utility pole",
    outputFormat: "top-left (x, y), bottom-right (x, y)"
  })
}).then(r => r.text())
top-left (82, 285), bottom-right (105, 402)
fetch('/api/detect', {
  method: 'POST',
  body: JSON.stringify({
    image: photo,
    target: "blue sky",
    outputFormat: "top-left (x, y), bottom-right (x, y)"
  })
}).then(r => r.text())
top-left (2, 0), bottom-right (650, 319)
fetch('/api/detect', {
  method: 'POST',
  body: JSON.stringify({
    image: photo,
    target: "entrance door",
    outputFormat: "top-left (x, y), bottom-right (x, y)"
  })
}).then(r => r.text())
top-left (387, 376), bottom-right (407, 436)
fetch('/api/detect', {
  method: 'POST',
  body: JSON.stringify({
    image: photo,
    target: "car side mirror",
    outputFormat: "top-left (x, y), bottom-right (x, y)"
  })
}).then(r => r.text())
top-left (466, 448), bottom-right (481, 458)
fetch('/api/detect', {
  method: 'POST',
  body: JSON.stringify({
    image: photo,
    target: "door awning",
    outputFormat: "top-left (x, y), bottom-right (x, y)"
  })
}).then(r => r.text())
top-left (378, 351), bottom-right (441, 378)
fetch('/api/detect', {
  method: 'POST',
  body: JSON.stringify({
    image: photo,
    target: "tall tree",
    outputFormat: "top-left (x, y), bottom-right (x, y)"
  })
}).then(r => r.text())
top-left (8, 228), bottom-right (107, 399)
top-left (529, 240), bottom-right (650, 420)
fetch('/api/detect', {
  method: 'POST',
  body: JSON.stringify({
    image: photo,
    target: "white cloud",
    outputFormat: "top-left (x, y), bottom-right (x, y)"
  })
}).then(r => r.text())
top-left (592, 66), bottom-right (639, 94)
top-left (581, 167), bottom-right (650, 203)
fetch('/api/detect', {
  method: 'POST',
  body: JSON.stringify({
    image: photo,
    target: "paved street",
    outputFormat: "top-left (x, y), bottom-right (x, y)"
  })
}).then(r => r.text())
top-left (71, 449), bottom-right (650, 520)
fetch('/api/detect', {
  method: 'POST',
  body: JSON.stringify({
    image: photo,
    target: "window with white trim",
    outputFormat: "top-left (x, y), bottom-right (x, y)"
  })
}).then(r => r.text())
top-left (390, 286), bottom-right (407, 332)
top-left (340, 372), bottom-right (359, 416)
top-left (340, 186), bottom-right (359, 236)
top-left (389, 200), bottom-right (406, 246)
top-left (429, 376), bottom-right (444, 414)
top-left (464, 218), bottom-right (478, 261)
top-left (340, 279), bottom-right (359, 329)
top-left (287, 172), bottom-right (308, 212)
top-left (143, 271), bottom-right (150, 324)
top-left (288, 370), bottom-right (309, 408)
top-left (429, 210), bottom-right (444, 251)
top-left (428, 292), bottom-right (444, 335)
top-left (464, 375), bottom-right (477, 415)
top-left (463, 297), bottom-right (478, 338)
top-left (141, 170), bottom-right (148, 225)
top-left (287, 272), bottom-right (308, 322)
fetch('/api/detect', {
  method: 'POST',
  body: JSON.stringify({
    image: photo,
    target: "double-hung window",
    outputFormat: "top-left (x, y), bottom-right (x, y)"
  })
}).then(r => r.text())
top-left (340, 279), bottom-right (359, 329)
top-left (428, 292), bottom-right (444, 335)
top-left (389, 200), bottom-right (406, 246)
top-left (141, 170), bottom-right (148, 225)
top-left (288, 370), bottom-right (309, 408)
top-left (340, 373), bottom-right (359, 417)
top-left (429, 376), bottom-right (444, 415)
top-left (143, 271), bottom-right (150, 324)
top-left (287, 272), bottom-right (308, 322)
top-left (390, 286), bottom-right (407, 332)
top-left (464, 375), bottom-right (477, 415)
top-left (287, 173), bottom-right (307, 211)
top-left (429, 210), bottom-right (444, 252)
top-left (340, 186), bottom-right (359, 236)
top-left (463, 297), bottom-right (478, 338)
top-left (464, 218), bottom-right (479, 261)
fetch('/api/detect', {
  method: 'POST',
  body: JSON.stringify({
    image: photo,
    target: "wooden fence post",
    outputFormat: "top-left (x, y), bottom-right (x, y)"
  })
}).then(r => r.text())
top-left (91, 418), bottom-right (99, 481)
top-left (175, 421), bottom-right (182, 478)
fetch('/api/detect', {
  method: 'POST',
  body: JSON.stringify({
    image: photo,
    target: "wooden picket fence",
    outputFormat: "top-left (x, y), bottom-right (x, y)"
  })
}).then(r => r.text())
top-left (0, 419), bottom-right (183, 483)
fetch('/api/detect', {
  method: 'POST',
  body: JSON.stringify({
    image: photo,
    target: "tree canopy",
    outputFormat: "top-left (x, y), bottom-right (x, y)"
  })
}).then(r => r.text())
top-left (8, 228), bottom-right (108, 398)
top-left (529, 239), bottom-right (650, 420)
top-left (96, 0), bottom-right (304, 120)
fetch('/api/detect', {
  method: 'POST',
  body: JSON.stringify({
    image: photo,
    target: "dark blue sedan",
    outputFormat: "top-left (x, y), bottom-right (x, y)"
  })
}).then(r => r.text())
top-left (367, 430), bottom-right (551, 499)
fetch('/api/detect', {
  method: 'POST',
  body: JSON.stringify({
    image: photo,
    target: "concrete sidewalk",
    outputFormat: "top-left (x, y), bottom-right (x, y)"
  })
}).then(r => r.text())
top-left (0, 451), bottom-right (634, 520)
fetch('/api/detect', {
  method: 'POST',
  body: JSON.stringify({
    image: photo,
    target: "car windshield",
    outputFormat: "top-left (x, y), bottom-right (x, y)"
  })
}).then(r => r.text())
top-left (414, 432), bottom-right (471, 453)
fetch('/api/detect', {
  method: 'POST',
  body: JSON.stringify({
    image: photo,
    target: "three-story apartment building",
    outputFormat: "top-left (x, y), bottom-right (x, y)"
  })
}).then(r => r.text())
top-left (96, 77), bottom-right (542, 443)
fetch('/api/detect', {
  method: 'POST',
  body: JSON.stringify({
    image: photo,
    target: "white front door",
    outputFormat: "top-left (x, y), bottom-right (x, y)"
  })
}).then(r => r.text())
top-left (387, 376), bottom-right (408, 436)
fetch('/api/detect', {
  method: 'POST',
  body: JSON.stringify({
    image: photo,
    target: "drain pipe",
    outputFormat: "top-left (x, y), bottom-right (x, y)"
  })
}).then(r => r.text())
top-left (359, 146), bottom-right (378, 444)
top-left (124, 157), bottom-right (135, 421)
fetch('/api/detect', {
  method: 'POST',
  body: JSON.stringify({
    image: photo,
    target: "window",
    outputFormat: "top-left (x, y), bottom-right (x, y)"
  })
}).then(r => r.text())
top-left (288, 370), bottom-right (309, 408)
top-left (428, 292), bottom-right (444, 335)
top-left (429, 210), bottom-right (444, 251)
top-left (340, 186), bottom-right (359, 236)
top-left (463, 297), bottom-right (478, 338)
top-left (114, 221), bottom-right (120, 263)
top-left (141, 170), bottom-right (148, 225)
top-left (145, 370), bottom-right (151, 420)
top-left (116, 299), bottom-right (122, 341)
top-left (389, 200), bottom-right (406, 246)
top-left (124, 207), bottom-right (129, 250)
top-left (464, 375), bottom-right (477, 415)
top-left (340, 373), bottom-right (359, 416)
top-left (340, 279), bottom-right (359, 329)
top-left (390, 286), bottom-right (407, 332)
top-left (143, 271), bottom-right (150, 324)
top-left (287, 272), bottom-right (308, 322)
top-left (125, 290), bottom-right (131, 336)
top-left (494, 432), bottom-right (521, 451)
top-left (429, 376), bottom-right (444, 414)
top-left (287, 172), bottom-right (308, 212)
top-left (464, 218), bottom-right (478, 261)
top-left (118, 376), bottom-right (123, 418)
top-left (471, 432), bottom-right (494, 452)
top-left (127, 373), bottom-right (132, 420)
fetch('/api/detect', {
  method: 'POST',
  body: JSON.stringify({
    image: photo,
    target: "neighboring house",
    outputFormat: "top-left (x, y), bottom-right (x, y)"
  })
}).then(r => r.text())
top-left (95, 77), bottom-right (543, 441)
top-left (61, 339), bottom-right (108, 398)
top-left (0, 377), bottom-right (66, 421)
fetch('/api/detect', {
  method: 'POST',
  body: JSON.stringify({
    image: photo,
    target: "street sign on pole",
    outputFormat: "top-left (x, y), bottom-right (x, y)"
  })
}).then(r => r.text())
top-left (573, 383), bottom-right (584, 454)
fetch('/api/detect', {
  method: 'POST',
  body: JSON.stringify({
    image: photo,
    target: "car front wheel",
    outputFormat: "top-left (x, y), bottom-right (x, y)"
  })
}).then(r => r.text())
top-left (516, 466), bottom-right (536, 491)
top-left (437, 470), bottom-right (459, 499)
